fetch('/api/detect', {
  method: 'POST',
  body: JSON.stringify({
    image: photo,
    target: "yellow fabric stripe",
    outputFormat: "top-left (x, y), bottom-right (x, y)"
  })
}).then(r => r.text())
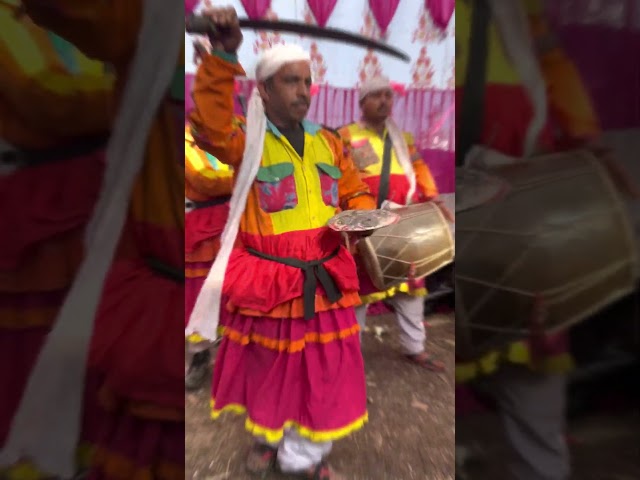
top-left (361, 284), bottom-right (427, 305)
top-left (262, 132), bottom-right (337, 235)
top-left (0, 12), bottom-right (47, 75)
top-left (0, 442), bottom-right (93, 479)
top-left (455, 1), bottom-right (522, 86)
top-left (455, 341), bottom-right (575, 383)
top-left (210, 400), bottom-right (368, 444)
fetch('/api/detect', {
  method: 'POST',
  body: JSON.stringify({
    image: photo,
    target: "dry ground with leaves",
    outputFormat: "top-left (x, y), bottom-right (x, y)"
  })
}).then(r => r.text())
top-left (186, 312), bottom-right (456, 480)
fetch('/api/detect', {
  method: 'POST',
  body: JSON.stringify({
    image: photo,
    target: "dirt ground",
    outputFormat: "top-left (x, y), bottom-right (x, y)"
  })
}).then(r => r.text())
top-left (185, 313), bottom-right (456, 480)
top-left (457, 410), bottom-right (640, 480)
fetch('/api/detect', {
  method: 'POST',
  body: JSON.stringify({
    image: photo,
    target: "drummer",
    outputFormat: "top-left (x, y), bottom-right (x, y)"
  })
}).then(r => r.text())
top-left (188, 6), bottom-right (377, 478)
top-left (338, 75), bottom-right (448, 372)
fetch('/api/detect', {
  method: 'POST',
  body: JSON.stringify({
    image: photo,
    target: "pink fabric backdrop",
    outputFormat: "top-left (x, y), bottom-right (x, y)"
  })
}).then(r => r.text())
top-left (545, 0), bottom-right (640, 129)
top-left (368, 0), bottom-right (401, 36)
top-left (425, 0), bottom-right (455, 31)
top-left (185, 75), bottom-right (455, 193)
top-left (239, 0), bottom-right (271, 19)
top-left (306, 0), bottom-right (338, 28)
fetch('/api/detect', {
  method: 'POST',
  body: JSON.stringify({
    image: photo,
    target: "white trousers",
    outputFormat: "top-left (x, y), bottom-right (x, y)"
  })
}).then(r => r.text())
top-left (355, 293), bottom-right (426, 355)
top-left (480, 365), bottom-right (570, 480)
top-left (260, 430), bottom-right (332, 473)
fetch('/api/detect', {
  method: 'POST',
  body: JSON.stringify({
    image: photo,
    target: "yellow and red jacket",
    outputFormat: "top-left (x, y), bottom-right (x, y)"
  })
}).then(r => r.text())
top-left (190, 52), bottom-right (376, 320)
top-left (338, 122), bottom-right (438, 205)
top-left (21, 0), bottom-right (186, 426)
top-left (0, 0), bottom-right (115, 149)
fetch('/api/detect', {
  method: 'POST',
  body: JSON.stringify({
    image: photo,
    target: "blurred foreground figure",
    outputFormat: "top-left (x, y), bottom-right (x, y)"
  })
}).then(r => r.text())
top-left (187, 6), bottom-right (377, 479)
top-left (184, 125), bottom-right (233, 391)
top-left (0, 4), bottom-right (113, 477)
top-left (1, 0), bottom-right (184, 478)
top-left (339, 76), bottom-right (447, 371)
top-left (456, 2), bottom-right (639, 480)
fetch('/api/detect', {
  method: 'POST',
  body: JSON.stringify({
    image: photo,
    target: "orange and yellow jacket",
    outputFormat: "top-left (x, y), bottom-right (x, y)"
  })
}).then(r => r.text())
top-left (338, 123), bottom-right (438, 205)
top-left (0, 0), bottom-right (114, 149)
top-left (190, 52), bottom-right (377, 320)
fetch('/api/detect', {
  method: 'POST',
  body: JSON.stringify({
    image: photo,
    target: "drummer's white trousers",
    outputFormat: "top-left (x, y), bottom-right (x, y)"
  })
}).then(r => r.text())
top-left (480, 365), bottom-right (570, 480)
top-left (355, 293), bottom-right (426, 355)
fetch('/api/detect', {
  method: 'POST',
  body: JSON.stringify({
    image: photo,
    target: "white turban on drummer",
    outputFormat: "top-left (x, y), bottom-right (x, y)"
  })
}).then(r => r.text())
top-left (358, 75), bottom-right (417, 203)
top-left (187, 44), bottom-right (311, 341)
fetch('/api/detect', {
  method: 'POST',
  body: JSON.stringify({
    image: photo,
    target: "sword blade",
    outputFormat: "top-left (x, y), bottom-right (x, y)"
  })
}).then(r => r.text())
top-left (185, 16), bottom-right (410, 63)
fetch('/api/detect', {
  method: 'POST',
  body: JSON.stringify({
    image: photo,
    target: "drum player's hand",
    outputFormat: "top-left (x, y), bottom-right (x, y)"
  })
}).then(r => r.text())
top-left (433, 199), bottom-right (455, 223)
top-left (585, 141), bottom-right (640, 199)
top-left (201, 6), bottom-right (243, 53)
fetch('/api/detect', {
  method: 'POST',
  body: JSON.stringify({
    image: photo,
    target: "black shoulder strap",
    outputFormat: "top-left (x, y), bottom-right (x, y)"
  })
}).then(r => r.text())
top-left (456, 0), bottom-right (491, 166)
top-left (377, 134), bottom-right (394, 208)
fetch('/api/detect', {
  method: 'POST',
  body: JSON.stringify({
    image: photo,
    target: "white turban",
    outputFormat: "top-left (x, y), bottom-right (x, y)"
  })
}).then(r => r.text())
top-left (358, 75), bottom-right (417, 203)
top-left (0, 0), bottom-right (183, 475)
top-left (255, 43), bottom-right (311, 81)
top-left (359, 74), bottom-right (392, 101)
top-left (186, 44), bottom-right (311, 341)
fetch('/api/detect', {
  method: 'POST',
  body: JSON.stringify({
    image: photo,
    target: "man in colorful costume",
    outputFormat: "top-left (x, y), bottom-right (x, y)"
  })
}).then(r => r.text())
top-left (455, 1), bottom-right (572, 479)
top-left (185, 125), bottom-right (234, 390)
top-left (0, 2), bottom-right (114, 477)
top-left (1, 0), bottom-right (185, 478)
top-left (338, 75), bottom-right (447, 372)
top-left (187, 7), bottom-right (376, 479)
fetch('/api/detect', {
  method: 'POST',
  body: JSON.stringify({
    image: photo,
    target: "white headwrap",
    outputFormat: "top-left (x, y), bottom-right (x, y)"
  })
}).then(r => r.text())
top-left (359, 75), bottom-right (417, 203)
top-left (0, 0), bottom-right (183, 475)
top-left (186, 44), bottom-right (311, 341)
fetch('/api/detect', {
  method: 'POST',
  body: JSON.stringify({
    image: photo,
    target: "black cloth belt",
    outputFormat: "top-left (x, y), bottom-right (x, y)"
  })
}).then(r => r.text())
top-left (188, 195), bottom-right (231, 210)
top-left (0, 134), bottom-right (110, 167)
top-left (246, 247), bottom-right (343, 321)
top-left (145, 257), bottom-right (184, 284)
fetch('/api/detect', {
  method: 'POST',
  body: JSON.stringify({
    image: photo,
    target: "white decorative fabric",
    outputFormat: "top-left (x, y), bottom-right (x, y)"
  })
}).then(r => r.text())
top-left (0, 0), bottom-right (183, 475)
top-left (185, 0), bottom-right (454, 89)
top-left (186, 44), bottom-right (310, 341)
top-left (385, 116), bottom-right (417, 203)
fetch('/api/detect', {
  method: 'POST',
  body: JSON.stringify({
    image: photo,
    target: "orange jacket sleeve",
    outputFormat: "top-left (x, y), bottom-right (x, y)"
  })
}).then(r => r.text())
top-left (321, 130), bottom-right (376, 211)
top-left (22, 0), bottom-right (141, 65)
top-left (406, 134), bottom-right (438, 200)
top-left (0, 69), bottom-right (114, 138)
top-left (528, 12), bottom-right (601, 141)
top-left (189, 52), bottom-right (246, 168)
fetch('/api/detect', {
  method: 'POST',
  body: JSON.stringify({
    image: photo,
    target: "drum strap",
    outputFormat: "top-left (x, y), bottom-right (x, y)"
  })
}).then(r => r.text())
top-left (246, 247), bottom-right (343, 321)
top-left (456, 0), bottom-right (490, 167)
top-left (377, 133), bottom-right (394, 209)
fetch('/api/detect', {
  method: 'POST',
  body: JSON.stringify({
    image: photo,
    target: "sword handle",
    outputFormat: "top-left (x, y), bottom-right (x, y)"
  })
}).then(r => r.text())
top-left (186, 14), bottom-right (219, 36)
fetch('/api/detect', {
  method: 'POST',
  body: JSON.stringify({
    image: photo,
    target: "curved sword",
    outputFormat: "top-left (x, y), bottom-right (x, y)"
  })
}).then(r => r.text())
top-left (186, 15), bottom-right (410, 63)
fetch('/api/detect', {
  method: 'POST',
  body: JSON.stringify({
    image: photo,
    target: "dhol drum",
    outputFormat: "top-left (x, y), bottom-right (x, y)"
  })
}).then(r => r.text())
top-left (456, 150), bottom-right (639, 360)
top-left (357, 202), bottom-right (455, 291)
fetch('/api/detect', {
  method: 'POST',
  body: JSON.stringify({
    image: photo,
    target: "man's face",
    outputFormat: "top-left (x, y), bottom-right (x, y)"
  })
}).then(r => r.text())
top-left (360, 88), bottom-right (393, 122)
top-left (259, 61), bottom-right (312, 124)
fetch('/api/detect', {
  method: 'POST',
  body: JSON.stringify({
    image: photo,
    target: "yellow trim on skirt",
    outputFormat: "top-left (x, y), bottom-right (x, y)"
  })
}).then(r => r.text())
top-left (210, 400), bottom-right (368, 444)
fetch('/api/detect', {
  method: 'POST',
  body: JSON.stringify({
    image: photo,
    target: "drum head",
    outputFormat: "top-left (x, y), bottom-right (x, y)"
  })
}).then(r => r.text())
top-left (327, 209), bottom-right (399, 233)
top-left (456, 167), bottom-right (511, 212)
